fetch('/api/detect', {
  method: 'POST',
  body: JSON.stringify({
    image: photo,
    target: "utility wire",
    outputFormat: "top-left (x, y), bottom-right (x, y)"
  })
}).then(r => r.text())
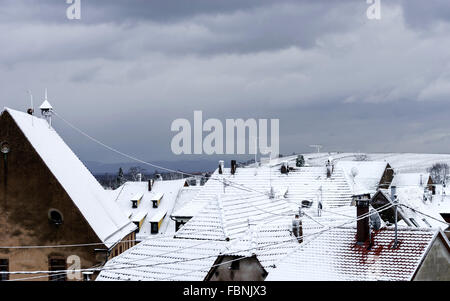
top-left (1, 203), bottom-right (394, 276)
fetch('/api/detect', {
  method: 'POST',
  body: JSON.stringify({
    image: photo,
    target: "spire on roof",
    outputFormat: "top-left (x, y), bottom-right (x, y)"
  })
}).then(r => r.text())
top-left (40, 88), bottom-right (53, 111)
top-left (39, 88), bottom-right (54, 127)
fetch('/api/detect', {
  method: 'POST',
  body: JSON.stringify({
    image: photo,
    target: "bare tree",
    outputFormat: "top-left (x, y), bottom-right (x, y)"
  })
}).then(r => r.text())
top-left (427, 162), bottom-right (450, 185)
top-left (355, 153), bottom-right (368, 161)
top-left (128, 166), bottom-right (146, 181)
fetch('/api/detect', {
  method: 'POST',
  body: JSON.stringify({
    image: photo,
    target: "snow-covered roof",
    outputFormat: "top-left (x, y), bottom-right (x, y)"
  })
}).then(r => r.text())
top-left (113, 179), bottom-right (187, 238)
top-left (96, 237), bottom-right (227, 281)
top-left (391, 172), bottom-right (431, 187)
top-left (221, 211), bottom-right (358, 272)
top-left (336, 161), bottom-right (389, 193)
top-left (3, 108), bottom-right (136, 248)
top-left (377, 188), bottom-right (448, 231)
top-left (131, 211), bottom-right (147, 223)
top-left (266, 227), bottom-right (445, 281)
top-left (150, 192), bottom-right (164, 201)
top-left (173, 165), bottom-right (353, 219)
top-left (173, 165), bottom-right (353, 241)
top-left (131, 193), bottom-right (144, 201)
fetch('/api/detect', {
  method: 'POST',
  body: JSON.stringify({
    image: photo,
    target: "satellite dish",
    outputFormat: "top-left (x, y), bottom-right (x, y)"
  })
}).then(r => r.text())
top-left (351, 167), bottom-right (359, 178)
top-left (369, 209), bottom-right (382, 231)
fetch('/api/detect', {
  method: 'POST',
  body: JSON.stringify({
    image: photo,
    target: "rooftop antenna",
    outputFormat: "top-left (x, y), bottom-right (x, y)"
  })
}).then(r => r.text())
top-left (254, 137), bottom-right (258, 167)
top-left (309, 144), bottom-right (323, 153)
top-left (27, 90), bottom-right (34, 126)
top-left (393, 195), bottom-right (399, 249)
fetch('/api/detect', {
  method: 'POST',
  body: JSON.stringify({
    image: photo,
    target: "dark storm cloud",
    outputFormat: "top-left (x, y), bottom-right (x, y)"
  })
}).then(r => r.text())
top-left (1, 0), bottom-right (450, 162)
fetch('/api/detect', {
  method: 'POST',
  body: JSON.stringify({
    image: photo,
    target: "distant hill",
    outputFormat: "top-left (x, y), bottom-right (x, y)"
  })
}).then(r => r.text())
top-left (84, 159), bottom-right (219, 175)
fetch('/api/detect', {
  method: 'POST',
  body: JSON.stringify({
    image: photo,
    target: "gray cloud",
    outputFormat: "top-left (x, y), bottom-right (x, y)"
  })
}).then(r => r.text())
top-left (1, 0), bottom-right (450, 163)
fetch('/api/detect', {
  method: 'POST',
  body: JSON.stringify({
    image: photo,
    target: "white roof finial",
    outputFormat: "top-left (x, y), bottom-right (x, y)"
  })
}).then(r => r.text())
top-left (40, 88), bottom-right (53, 111)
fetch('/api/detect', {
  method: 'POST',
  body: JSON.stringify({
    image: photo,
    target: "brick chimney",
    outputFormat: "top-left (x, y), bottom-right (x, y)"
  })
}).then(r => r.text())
top-left (354, 193), bottom-right (371, 245)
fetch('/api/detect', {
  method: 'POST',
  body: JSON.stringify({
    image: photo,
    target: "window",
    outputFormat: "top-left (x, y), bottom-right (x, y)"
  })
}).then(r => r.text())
top-left (0, 259), bottom-right (9, 281)
top-left (229, 260), bottom-right (240, 271)
top-left (49, 257), bottom-right (67, 281)
top-left (48, 209), bottom-right (63, 225)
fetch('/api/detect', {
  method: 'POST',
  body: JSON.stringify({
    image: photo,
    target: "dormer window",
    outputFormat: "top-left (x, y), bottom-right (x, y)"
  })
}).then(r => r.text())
top-left (131, 193), bottom-right (143, 209)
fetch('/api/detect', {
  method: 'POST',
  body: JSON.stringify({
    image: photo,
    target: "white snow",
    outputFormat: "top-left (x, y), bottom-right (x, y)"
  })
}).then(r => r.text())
top-left (4, 108), bottom-right (136, 248)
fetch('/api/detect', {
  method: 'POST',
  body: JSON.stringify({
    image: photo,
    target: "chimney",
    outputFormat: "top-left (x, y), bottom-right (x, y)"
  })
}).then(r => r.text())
top-left (292, 211), bottom-right (303, 243)
top-left (218, 160), bottom-right (224, 174)
top-left (390, 185), bottom-right (396, 199)
top-left (281, 161), bottom-right (289, 174)
top-left (231, 160), bottom-right (237, 175)
top-left (354, 194), bottom-right (371, 245)
top-left (326, 157), bottom-right (333, 178)
top-left (148, 179), bottom-right (152, 191)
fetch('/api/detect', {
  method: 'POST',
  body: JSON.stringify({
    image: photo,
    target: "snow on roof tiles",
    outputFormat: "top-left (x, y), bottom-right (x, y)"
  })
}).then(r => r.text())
top-left (336, 161), bottom-right (389, 193)
top-left (391, 173), bottom-right (431, 187)
top-left (113, 179), bottom-right (186, 238)
top-left (174, 165), bottom-right (353, 241)
top-left (266, 227), bottom-right (440, 281)
top-left (4, 108), bottom-right (136, 248)
top-left (96, 237), bottom-right (227, 281)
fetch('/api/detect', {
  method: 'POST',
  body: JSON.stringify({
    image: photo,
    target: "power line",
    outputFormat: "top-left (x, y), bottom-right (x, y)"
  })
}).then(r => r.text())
top-left (1, 203), bottom-right (394, 277)
top-left (53, 111), bottom-right (271, 198)
top-left (398, 204), bottom-right (450, 226)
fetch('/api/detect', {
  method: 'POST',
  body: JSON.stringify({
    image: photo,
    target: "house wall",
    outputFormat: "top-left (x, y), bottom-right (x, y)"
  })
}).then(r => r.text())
top-left (413, 237), bottom-right (450, 281)
top-left (0, 111), bottom-right (132, 281)
top-left (206, 256), bottom-right (267, 281)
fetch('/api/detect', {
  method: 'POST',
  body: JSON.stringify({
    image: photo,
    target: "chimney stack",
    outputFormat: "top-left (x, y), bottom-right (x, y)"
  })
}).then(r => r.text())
top-left (281, 161), bottom-right (289, 174)
top-left (148, 179), bottom-right (152, 191)
top-left (218, 160), bottom-right (224, 174)
top-left (292, 211), bottom-right (303, 243)
top-left (390, 185), bottom-right (396, 199)
top-left (326, 157), bottom-right (333, 178)
top-left (231, 160), bottom-right (237, 175)
top-left (354, 193), bottom-right (371, 245)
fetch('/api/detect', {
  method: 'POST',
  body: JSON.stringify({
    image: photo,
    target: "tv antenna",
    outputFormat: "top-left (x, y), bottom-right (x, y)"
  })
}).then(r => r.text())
top-left (309, 144), bottom-right (323, 153)
top-left (27, 90), bottom-right (34, 126)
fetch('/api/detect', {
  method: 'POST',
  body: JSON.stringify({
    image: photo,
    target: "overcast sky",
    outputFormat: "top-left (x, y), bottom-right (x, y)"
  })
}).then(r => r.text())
top-left (1, 0), bottom-right (450, 163)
